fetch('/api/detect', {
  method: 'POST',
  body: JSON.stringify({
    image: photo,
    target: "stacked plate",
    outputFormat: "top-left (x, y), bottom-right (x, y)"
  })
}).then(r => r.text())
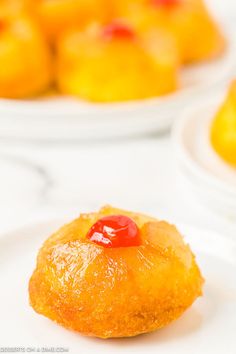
top-left (173, 94), bottom-right (236, 219)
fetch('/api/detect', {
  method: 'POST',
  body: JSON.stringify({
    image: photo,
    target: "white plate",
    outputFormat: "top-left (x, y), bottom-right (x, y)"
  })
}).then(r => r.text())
top-left (0, 219), bottom-right (236, 354)
top-left (172, 94), bottom-right (236, 218)
top-left (0, 27), bottom-right (235, 141)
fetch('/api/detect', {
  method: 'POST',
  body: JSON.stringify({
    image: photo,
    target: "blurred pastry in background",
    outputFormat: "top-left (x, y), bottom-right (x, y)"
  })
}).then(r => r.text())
top-left (0, 4), bottom-right (52, 98)
top-left (56, 22), bottom-right (179, 102)
top-left (115, 0), bottom-right (226, 63)
top-left (211, 81), bottom-right (236, 167)
top-left (0, 0), bottom-right (228, 102)
top-left (29, 205), bottom-right (204, 338)
top-left (0, 0), bottom-right (27, 12)
top-left (35, 0), bottom-right (114, 41)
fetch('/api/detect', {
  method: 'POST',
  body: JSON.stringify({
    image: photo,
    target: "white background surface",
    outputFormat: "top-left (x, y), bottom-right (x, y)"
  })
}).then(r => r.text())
top-left (0, 134), bottom-right (235, 238)
top-left (0, 0), bottom-right (235, 237)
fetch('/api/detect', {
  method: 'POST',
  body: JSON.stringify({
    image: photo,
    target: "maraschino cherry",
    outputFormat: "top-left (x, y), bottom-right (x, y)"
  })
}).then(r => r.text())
top-left (102, 22), bottom-right (135, 41)
top-left (87, 215), bottom-right (141, 248)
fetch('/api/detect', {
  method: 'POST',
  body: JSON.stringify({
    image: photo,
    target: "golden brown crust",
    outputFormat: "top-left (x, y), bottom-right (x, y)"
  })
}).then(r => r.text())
top-left (29, 205), bottom-right (204, 338)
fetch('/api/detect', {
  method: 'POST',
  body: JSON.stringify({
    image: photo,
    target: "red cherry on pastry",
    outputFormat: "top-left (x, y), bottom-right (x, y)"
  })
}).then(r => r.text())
top-left (102, 22), bottom-right (135, 40)
top-left (151, 0), bottom-right (179, 7)
top-left (87, 215), bottom-right (141, 248)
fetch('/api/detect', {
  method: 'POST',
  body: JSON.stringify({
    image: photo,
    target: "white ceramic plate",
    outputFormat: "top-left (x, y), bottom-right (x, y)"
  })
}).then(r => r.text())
top-left (0, 28), bottom-right (235, 141)
top-left (0, 219), bottom-right (236, 354)
top-left (172, 94), bottom-right (236, 218)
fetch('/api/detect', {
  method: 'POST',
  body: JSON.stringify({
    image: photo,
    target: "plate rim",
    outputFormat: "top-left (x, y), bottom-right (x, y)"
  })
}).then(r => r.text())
top-left (172, 97), bottom-right (236, 199)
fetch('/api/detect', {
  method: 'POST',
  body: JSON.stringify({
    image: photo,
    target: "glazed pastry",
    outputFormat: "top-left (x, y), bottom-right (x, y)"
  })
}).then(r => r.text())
top-left (211, 81), bottom-right (236, 167)
top-left (0, 7), bottom-right (52, 98)
top-left (29, 205), bottom-right (204, 338)
top-left (115, 0), bottom-right (226, 63)
top-left (35, 0), bottom-right (113, 41)
top-left (56, 22), bottom-right (179, 102)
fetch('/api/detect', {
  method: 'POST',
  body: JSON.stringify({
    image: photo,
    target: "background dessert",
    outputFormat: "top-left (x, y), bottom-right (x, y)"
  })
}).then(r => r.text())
top-left (114, 0), bottom-right (226, 63)
top-left (57, 23), bottom-right (179, 102)
top-left (0, 6), bottom-right (52, 98)
top-left (35, 0), bottom-right (113, 41)
top-left (0, 0), bottom-right (226, 102)
top-left (211, 80), bottom-right (236, 167)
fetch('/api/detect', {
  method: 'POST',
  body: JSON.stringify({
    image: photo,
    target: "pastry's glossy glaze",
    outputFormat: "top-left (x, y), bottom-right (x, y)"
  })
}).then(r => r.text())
top-left (29, 205), bottom-right (204, 338)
